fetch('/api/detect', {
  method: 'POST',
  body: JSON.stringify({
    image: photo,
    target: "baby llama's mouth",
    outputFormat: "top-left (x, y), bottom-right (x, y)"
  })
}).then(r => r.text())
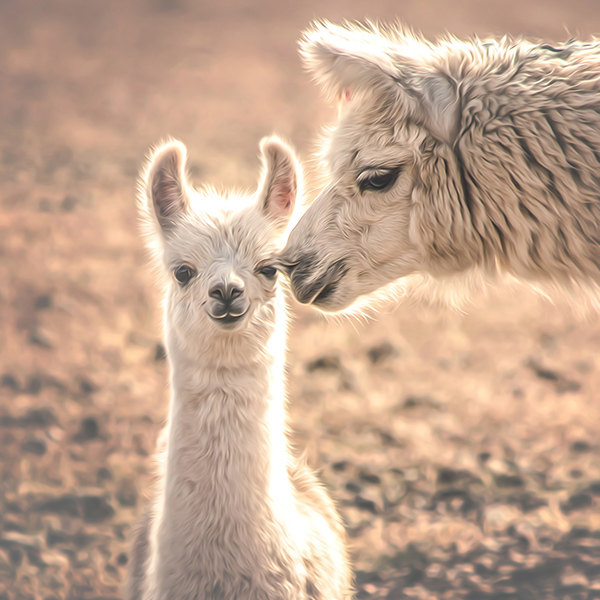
top-left (206, 299), bottom-right (254, 331)
top-left (209, 309), bottom-right (248, 326)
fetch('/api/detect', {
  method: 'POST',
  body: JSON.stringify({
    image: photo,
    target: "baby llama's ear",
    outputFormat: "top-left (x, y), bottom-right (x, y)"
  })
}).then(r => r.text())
top-left (257, 136), bottom-right (302, 229)
top-left (140, 140), bottom-right (189, 235)
top-left (300, 21), bottom-right (459, 144)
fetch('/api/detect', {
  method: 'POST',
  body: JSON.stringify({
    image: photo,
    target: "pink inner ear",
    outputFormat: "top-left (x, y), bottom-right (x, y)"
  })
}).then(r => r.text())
top-left (337, 89), bottom-right (352, 105)
top-left (275, 186), bottom-right (292, 214)
top-left (154, 171), bottom-right (180, 218)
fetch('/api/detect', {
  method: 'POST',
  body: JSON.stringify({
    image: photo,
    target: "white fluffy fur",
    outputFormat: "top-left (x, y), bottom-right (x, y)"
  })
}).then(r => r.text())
top-left (127, 137), bottom-right (351, 600)
top-left (281, 21), bottom-right (600, 312)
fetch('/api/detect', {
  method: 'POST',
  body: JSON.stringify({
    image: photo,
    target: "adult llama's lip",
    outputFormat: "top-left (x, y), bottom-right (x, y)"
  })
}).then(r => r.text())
top-left (313, 279), bottom-right (341, 306)
top-left (290, 258), bottom-right (348, 306)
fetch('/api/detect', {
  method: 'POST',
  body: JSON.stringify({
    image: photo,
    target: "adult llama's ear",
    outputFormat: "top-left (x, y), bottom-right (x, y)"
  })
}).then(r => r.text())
top-left (300, 21), bottom-right (460, 143)
top-left (141, 140), bottom-right (189, 234)
top-left (257, 136), bottom-right (301, 230)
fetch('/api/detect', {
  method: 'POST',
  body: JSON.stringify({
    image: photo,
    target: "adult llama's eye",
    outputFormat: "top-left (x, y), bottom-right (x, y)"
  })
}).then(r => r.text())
top-left (258, 265), bottom-right (278, 279)
top-left (358, 166), bottom-right (402, 194)
top-left (173, 265), bottom-right (195, 285)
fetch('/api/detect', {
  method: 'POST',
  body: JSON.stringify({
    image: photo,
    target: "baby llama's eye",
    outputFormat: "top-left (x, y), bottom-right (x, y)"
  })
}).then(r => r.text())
top-left (259, 265), bottom-right (278, 279)
top-left (358, 166), bottom-right (402, 194)
top-left (174, 265), bottom-right (196, 285)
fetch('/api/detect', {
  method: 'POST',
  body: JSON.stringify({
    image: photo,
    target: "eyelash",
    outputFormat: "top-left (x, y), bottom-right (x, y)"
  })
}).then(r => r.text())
top-left (357, 166), bottom-right (402, 193)
top-left (258, 265), bottom-right (278, 279)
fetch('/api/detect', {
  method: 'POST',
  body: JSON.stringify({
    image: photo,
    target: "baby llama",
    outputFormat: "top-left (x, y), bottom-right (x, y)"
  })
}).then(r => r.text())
top-left (126, 136), bottom-right (351, 600)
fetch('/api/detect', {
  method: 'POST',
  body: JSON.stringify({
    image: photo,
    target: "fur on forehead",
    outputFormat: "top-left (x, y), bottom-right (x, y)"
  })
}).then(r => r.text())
top-left (160, 190), bottom-right (287, 267)
top-left (320, 101), bottom-right (424, 175)
top-left (300, 20), bottom-right (460, 143)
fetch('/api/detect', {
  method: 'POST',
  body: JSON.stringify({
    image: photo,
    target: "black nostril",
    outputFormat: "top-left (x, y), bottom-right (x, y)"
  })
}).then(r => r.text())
top-left (209, 285), bottom-right (225, 301)
top-left (229, 286), bottom-right (243, 300)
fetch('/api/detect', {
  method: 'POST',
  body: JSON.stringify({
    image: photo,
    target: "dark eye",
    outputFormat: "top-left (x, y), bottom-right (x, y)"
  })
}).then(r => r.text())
top-left (358, 167), bottom-right (401, 193)
top-left (174, 265), bottom-right (195, 285)
top-left (258, 265), bottom-right (278, 279)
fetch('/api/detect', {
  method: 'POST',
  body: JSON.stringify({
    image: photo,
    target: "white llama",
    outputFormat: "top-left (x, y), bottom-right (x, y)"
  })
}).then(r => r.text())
top-left (281, 21), bottom-right (600, 312)
top-left (126, 137), bottom-right (351, 600)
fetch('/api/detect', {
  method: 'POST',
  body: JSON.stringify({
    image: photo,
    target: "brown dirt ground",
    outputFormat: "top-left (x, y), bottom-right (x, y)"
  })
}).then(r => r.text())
top-left (2, 1), bottom-right (600, 599)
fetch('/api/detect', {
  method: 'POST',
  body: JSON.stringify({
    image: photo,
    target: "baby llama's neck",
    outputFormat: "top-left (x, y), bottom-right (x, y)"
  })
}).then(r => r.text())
top-left (151, 300), bottom-right (301, 595)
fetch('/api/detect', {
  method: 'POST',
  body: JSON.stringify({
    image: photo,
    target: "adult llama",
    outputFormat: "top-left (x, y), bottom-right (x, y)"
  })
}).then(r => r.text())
top-left (281, 21), bottom-right (600, 312)
top-left (127, 136), bottom-right (351, 600)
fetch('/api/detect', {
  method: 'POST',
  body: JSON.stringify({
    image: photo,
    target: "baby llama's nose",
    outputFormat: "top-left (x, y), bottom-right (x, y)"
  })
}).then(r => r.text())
top-left (209, 281), bottom-right (245, 304)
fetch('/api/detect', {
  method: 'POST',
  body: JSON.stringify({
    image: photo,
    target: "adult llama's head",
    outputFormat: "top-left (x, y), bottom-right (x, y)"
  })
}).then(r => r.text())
top-left (281, 21), bottom-right (470, 312)
top-left (139, 136), bottom-right (301, 358)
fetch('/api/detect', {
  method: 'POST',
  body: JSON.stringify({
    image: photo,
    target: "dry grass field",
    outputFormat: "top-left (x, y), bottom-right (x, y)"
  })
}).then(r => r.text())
top-left (2, 1), bottom-right (600, 598)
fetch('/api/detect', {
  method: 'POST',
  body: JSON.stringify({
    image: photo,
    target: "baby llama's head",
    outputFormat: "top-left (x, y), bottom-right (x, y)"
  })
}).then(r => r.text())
top-left (139, 136), bottom-right (301, 360)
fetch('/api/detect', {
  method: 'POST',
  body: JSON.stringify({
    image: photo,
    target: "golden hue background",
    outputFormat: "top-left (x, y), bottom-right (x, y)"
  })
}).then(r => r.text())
top-left (1, 1), bottom-right (600, 598)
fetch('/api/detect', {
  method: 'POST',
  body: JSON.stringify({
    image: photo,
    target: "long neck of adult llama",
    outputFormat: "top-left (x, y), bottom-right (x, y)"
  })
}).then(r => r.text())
top-left (423, 41), bottom-right (600, 287)
top-left (151, 296), bottom-right (299, 595)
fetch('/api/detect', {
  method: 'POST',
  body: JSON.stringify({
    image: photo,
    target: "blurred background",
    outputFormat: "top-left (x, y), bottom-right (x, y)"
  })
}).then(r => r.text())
top-left (1, 0), bottom-right (600, 598)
